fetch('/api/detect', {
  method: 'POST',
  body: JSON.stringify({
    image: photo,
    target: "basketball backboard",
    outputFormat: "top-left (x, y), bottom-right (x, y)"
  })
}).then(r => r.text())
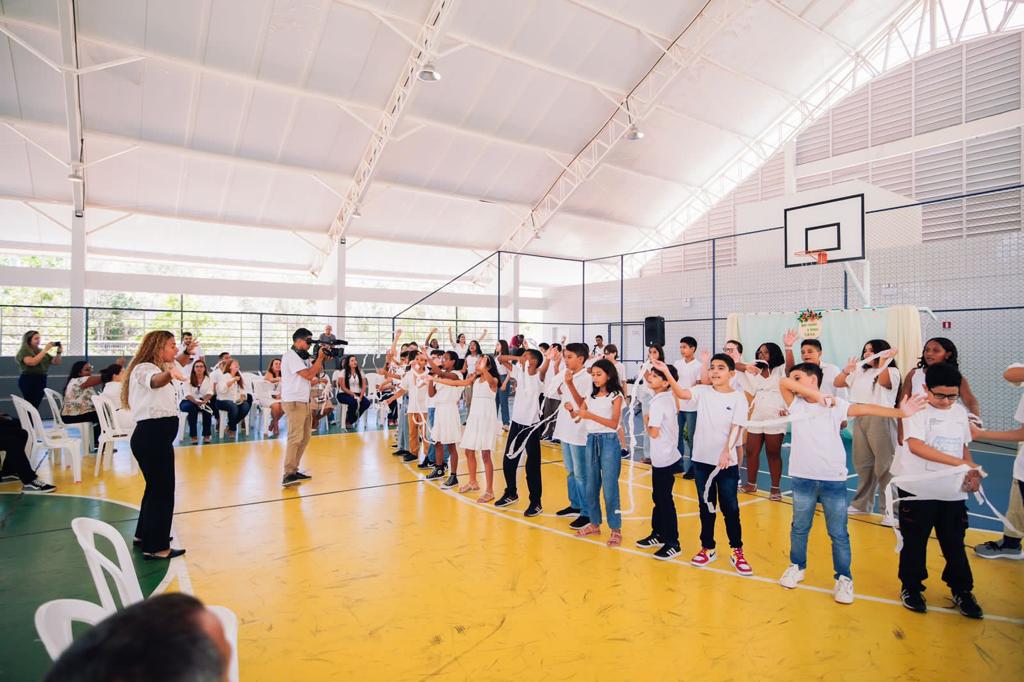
top-left (783, 193), bottom-right (865, 267)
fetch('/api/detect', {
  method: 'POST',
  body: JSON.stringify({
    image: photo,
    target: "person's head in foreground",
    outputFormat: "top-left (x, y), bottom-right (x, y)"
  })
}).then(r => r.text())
top-left (46, 593), bottom-right (230, 682)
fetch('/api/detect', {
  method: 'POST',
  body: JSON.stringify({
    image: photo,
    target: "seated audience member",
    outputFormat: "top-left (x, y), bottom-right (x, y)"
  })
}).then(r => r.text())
top-left (263, 358), bottom-right (284, 437)
top-left (181, 360), bottom-right (215, 444)
top-left (0, 412), bottom-right (56, 492)
top-left (214, 360), bottom-right (251, 438)
top-left (61, 361), bottom-right (103, 448)
top-left (100, 363), bottom-right (136, 430)
top-left (44, 593), bottom-right (230, 682)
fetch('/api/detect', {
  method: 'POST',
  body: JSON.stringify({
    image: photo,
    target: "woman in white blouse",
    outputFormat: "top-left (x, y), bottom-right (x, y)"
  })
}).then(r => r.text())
top-left (122, 330), bottom-right (186, 560)
top-left (179, 359), bottom-right (214, 444)
top-left (214, 360), bottom-right (251, 438)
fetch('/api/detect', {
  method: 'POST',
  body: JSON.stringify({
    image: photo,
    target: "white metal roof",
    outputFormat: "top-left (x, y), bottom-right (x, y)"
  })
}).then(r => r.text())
top-left (0, 0), bottom-right (1019, 287)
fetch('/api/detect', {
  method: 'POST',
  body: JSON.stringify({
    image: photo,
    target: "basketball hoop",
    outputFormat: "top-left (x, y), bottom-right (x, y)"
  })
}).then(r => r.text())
top-left (794, 250), bottom-right (829, 266)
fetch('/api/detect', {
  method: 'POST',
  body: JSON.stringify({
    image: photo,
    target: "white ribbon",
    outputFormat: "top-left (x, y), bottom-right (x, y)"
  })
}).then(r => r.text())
top-left (616, 361), bottom-right (651, 515)
top-left (701, 425), bottom-right (746, 514)
top-left (883, 464), bottom-right (1018, 552)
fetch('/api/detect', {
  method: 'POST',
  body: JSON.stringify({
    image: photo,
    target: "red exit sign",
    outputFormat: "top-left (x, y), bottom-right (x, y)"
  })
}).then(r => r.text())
top-left (942, 321), bottom-right (952, 329)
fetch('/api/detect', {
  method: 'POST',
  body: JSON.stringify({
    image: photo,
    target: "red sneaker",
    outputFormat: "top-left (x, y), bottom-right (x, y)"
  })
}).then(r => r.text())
top-left (690, 548), bottom-right (717, 567)
top-left (731, 548), bottom-right (753, 576)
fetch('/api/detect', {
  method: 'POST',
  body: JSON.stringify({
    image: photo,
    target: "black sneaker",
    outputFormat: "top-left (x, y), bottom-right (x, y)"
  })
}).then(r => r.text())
top-left (620, 449), bottom-right (630, 459)
top-left (22, 479), bottom-right (56, 493)
top-left (653, 543), bottom-right (681, 561)
top-left (424, 466), bottom-right (446, 481)
top-left (282, 473), bottom-right (302, 487)
top-left (293, 471), bottom-right (312, 481)
top-left (494, 494), bottom-right (519, 507)
top-left (2, 474), bottom-right (21, 482)
top-left (952, 591), bottom-right (983, 619)
top-left (393, 448), bottom-right (409, 457)
top-left (682, 468), bottom-right (695, 480)
top-left (402, 453), bottom-right (418, 462)
top-left (901, 589), bottom-right (926, 613)
top-left (569, 515), bottom-right (590, 529)
top-left (441, 474), bottom-right (458, 489)
top-left (635, 533), bottom-right (663, 548)
top-left (550, 439), bottom-right (561, 445)
top-left (524, 504), bottom-right (542, 517)
top-left (416, 459), bottom-right (433, 469)
top-left (555, 506), bottom-right (580, 517)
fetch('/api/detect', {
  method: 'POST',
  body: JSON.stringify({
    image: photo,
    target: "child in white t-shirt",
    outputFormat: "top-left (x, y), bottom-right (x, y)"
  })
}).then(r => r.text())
top-left (495, 348), bottom-right (551, 515)
top-left (385, 353), bottom-right (430, 467)
top-left (777, 363), bottom-right (925, 605)
top-left (972, 362), bottom-right (1024, 560)
top-left (634, 363), bottom-right (682, 560)
top-left (897, 362), bottom-right (984, 618)
top-left (655, 355), bottom-right (752, 574)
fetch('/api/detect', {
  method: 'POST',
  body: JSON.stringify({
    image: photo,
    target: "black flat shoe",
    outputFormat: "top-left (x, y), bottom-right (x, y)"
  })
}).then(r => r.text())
top-left (143, 548), bottom-right (186, 561)
top-left (134, 536), bottom-right (173, 546)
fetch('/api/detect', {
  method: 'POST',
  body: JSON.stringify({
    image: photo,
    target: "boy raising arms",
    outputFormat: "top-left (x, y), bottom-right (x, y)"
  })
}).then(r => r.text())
top-left (634, 363), bottom-right (682, 560)
top-left (897, 362), bottom-right (984, 618)
top-left (776, 363), bottom-right (925, 605)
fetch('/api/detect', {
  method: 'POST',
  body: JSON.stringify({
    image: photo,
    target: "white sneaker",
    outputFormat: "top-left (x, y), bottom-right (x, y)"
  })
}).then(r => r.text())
top-left (847, 505), bottom-right (867, 515)
top-left (779, 564), bottom-right (805, 589)
top-left (833, 576), bottom-right (855, 604)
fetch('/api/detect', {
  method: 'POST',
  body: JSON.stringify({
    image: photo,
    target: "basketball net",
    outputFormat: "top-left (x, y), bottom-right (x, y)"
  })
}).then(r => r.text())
top-left (793, 250), bottom-right (829, 304)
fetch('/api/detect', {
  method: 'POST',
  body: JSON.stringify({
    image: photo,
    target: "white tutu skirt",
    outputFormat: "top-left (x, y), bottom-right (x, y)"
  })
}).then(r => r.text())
top-left (747, 398), bottom-right (788, 435)
top-left (431, 404), bottom-right (463, 445)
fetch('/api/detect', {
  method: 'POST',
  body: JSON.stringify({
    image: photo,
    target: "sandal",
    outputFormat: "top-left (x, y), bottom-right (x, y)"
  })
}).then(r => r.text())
top-left (575, 523), bottom-right (601, 537)
top-left (476, 492), bottom-right (495, 504)
top-left (769, 487), bottom-right (782, 501)
top-left (458, 483), bottom-right (480, 494)
top-left (607, 530), bottom-right (622, 547)
top-left (739, 483), bottom-right (757, 494)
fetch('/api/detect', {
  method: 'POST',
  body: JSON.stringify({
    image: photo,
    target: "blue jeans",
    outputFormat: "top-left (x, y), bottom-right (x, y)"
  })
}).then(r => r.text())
top-left (585, 432), bottom-right (623, 530)
top-left (561, 442), bottom-right (587, 510)
top-left (397, 398), bottom-right (409, 451)
top-left (677, 410), bottom-right (697, 466)
top-left (790, 477), bottom-right (852, 579)
top-left (496, 380), bottom-right (511, 426)
top-left (214, 399), bottom-right (251, 431)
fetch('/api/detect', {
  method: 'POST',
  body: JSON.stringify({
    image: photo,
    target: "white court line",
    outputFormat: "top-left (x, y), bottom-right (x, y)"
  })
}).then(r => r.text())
top-left (400, 461), bottom-right (1024, 625)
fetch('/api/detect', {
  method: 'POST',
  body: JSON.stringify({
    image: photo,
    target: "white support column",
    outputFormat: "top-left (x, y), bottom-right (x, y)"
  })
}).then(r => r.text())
top-left (334, 242), bottom-right (347, 339)
top-left (70, 212), bottom-right (86, 354)
top-left (511, 254), bottom-right (521, 339)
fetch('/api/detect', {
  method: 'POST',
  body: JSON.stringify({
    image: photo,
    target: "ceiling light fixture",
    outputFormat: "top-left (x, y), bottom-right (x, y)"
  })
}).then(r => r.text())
top-left (417, 61), bottom-right (441, 82)
top-left (625, 124), bottom-right (644, 141)
top-left (352, 206), bottom-right (362, 218)
top-left (67, 172), bottom-right (84, 183)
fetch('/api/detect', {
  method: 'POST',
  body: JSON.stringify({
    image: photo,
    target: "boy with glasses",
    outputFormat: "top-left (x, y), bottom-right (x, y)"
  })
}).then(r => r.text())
top-left (897, 362), bottom-right (984, 618)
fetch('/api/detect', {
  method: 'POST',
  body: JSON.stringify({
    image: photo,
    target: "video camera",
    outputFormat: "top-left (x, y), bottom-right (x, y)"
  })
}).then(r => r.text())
top-left (312, 338), bottom-right (348, 359)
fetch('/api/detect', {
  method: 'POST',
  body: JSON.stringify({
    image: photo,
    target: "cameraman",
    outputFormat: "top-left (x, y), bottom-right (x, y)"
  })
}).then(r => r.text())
top-left (280, 328), bottom-right (328, 487)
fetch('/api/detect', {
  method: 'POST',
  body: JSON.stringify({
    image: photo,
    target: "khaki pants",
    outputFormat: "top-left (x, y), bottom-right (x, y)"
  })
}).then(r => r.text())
top-left (408, 412), bottom-right (425, 457)
top-left (1006, 454), bottom-right (1024, 539)
top-left (283, 401), bottom-right (312, 476)
top-left (850, 414), bottom-right (896, 513)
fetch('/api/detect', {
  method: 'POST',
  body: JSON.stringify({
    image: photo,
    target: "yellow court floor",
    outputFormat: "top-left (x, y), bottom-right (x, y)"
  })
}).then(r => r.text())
top-left (7, 429), bottom-right (1024, 680)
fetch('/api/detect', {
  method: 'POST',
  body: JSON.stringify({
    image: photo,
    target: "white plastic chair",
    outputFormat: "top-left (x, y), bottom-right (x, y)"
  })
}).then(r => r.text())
top-left (44, 387), bottom-right (93, 456)
top-left (90, 395), bottom-right (133, 475)
top-left (252, 378), bottom-right (281, 437)
top-left (12, 395), bottom-right (83, 482)
top-left (34, 598), bottom-right (109, 660)
top-left (70, 518), bottom-right (240, 681)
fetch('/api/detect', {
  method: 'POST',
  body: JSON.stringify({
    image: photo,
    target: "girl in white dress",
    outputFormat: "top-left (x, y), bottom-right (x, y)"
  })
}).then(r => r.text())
top-left (738, 341), bottom-right (788, 499)
top-left (463, 339), bottom-right (484, 413)
top-left (426, 352), bottom-right (464, 488)
top-left (434, 355), bottom-right (499, 502)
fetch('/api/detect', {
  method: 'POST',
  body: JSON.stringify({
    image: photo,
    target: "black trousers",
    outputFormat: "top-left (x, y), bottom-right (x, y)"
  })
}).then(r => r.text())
top-left (693, 462), bottom-right (743, 550)
top-left (131, 417), bottom-right (178, 553)
top-left (539, 397), bottom-right (561, 440)
top-left (18, 374), bottom-right (47, 409)
top-left (0, 418), bottom-right (35, 483)
top-left (897, 489), bottom-right (973, 594)
top-left (651, 465), bottom-right (678, 545)
top-left (62, 411), bottom-right (100, 447)
top-left (502, 421), bottom-right (542, 505)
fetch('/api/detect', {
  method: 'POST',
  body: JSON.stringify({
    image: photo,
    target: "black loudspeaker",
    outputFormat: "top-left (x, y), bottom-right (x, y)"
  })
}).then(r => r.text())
top-left (644, 316), bottom-right (665, 348)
